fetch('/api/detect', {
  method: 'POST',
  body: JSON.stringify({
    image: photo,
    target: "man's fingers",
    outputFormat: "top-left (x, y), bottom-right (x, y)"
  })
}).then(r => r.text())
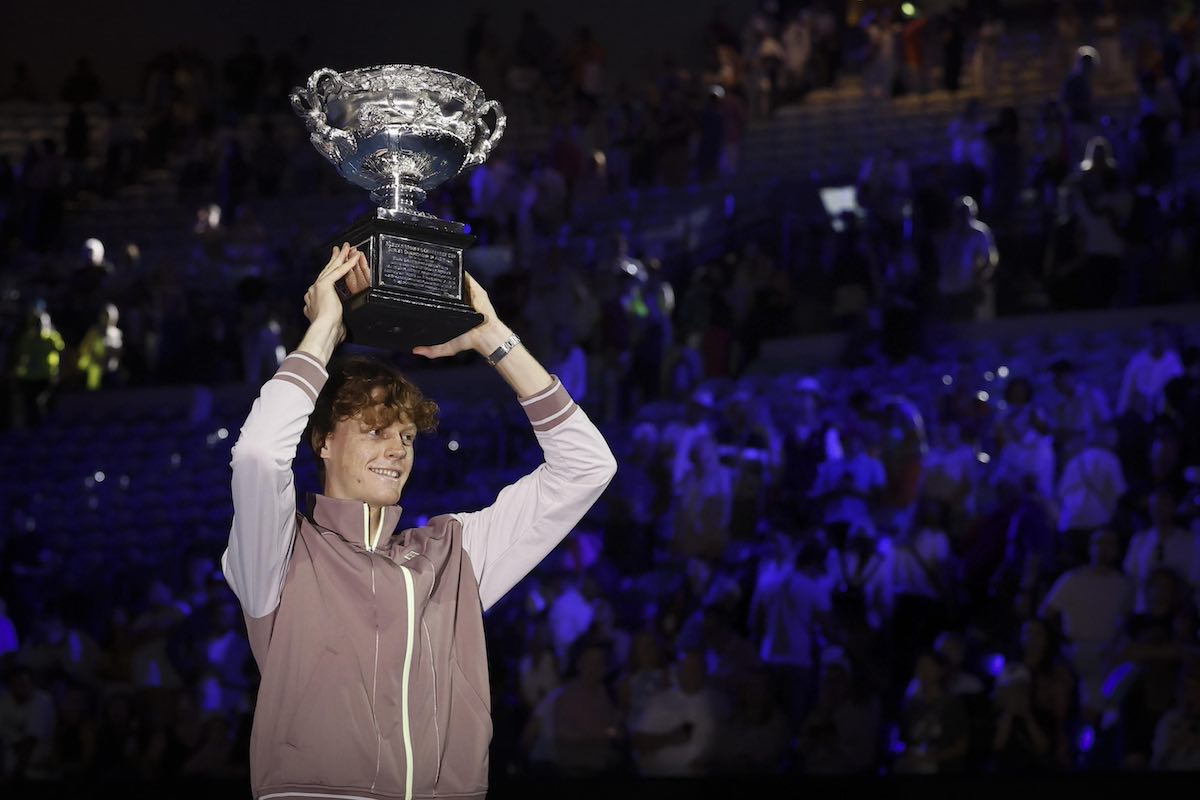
top-left (320, 258), bottom-right (357, 284)
top-left (318, 243), bottom-right (355, 278)
top-left (412, 344), bottom-right (450, 359)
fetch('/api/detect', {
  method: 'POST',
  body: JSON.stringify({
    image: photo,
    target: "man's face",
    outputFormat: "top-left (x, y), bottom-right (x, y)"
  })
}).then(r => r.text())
top-left (320, 409), bottom-right (416, 507)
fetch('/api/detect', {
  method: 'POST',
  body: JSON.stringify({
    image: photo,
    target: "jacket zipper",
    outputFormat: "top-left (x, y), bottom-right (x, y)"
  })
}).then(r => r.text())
top-left (362, 504), bottom-right (415, 799)
top-left (400, 565), bottom-right (415, 800)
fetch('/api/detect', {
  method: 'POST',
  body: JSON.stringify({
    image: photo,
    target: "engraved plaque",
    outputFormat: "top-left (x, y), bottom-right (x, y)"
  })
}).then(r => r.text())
top-left (378, 234), bottom-right (462, 300)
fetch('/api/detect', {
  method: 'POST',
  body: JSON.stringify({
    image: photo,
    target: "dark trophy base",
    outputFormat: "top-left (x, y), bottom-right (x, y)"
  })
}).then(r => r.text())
top-left (331, 212), bottom-right (485, 352)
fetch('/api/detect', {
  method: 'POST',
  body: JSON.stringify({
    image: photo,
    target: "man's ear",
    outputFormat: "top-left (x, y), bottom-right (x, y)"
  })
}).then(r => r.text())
top-left (314, 430), bottom-right (332, 460)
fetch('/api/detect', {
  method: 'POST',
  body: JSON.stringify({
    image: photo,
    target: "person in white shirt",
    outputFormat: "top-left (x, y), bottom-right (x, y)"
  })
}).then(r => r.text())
top-left (1124, 488), bottom-right (1199, 612)
top-left (1048, 359), bottom-right (1112, 440)
top-left (1040, 528), bottom-right (1135, 718)
top-left (749, 537), bottom-right (833, 727)
top-left (1117, 322), bottom-right (1184, 421)
top-left (630, 649), bottom-right (722, 776)
top-left (992, 407), bottom-right (1056, 504)
top-left (1056, 428), bottom-right (1127, 564)
top-left (811, 427), bottom-right (886, 534)
top-left (936, 196), bottom-right (998, 321)
top-left (662, 388), bottom-right (719, 486)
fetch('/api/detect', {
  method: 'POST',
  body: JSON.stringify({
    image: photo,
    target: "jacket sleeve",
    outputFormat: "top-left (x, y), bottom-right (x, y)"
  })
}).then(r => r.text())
top-left (455, 377), bottom-right (617, 612)
top-left (222, 351), bottom-right (328, 618)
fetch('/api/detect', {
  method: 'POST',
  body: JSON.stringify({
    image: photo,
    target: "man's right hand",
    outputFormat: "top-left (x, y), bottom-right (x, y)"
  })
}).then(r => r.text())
top-left (297, 243), bottom-right (367, 363)
top-left (304, 243), bottom-right (366, 333)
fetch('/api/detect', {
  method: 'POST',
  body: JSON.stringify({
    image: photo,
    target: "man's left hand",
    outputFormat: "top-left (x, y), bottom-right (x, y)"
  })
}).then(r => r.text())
top-left (412, 272), bottom-right (508, 360)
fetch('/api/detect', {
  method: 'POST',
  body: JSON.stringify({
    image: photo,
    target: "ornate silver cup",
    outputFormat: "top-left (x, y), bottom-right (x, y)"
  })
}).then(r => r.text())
top-left (289, 65), bottom-right (507, 350)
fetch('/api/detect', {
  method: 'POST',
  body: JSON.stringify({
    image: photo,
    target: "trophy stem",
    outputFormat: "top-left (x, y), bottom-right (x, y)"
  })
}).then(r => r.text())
top-left (372, 178), bottom-right (429, 220)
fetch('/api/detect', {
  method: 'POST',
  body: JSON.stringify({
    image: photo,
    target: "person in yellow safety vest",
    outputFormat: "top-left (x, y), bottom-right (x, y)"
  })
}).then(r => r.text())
top-left (14, 308), bottom-right (66, 426)
top-left (76, 304), bottom-right (123, 390)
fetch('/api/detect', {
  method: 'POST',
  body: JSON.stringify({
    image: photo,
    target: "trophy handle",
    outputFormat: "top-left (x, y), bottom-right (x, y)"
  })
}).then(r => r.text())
top-left (290, 68), bottom-right (357, 165)
top-left (462, 99), bottom-right (506, 170)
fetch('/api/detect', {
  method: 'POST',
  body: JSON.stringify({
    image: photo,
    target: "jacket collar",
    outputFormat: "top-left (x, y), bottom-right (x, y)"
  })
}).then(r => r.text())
top-left (307, 492), bottom-right (404, 552)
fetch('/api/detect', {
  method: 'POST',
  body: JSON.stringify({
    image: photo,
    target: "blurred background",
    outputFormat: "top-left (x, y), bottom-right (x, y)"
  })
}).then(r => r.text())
top-left (1, 0), bottom-right (1200, 796)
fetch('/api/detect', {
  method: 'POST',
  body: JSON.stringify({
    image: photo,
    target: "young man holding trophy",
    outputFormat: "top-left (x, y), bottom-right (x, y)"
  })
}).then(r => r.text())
top-left (223, 65), bottom-right (616, 800)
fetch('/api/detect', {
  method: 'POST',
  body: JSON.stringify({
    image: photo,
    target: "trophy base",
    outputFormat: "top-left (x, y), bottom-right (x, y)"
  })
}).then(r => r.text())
top-left (330, 212), bottom-right (485, 352)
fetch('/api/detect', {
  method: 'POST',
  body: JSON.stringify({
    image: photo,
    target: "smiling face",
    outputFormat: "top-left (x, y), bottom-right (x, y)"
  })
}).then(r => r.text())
top-left (308, 356), bottom-right (438, 506)
top-left (319, 407), bottom-right (417, 507)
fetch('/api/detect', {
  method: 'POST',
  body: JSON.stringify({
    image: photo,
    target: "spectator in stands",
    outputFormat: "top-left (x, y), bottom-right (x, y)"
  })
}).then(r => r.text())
top-left (1114, 566), bottom-right (1194, 767)
top-left (1123, 487), bottom-right (1197, 612)
top-left (76, 304), bottom-right (124, 391)
top-left (711, 668), bottom-right (788, 773)
top-left (0, 665), bottom-right (57, 782)
top-left (1150, 657), bottom-right (1200, 770)
top-left (936, 196), bottom-right (998, 322)
top-left (894, 649), bottom-right (970, 774)
top-left (900, 7), bottom-right (929, 95)
top-left (941, 9), bottom-right (967, 92)
top-left (550, 638), bottom-right (621, 774)
top-left (1093, 1), bottom-right (1124, 88)
top-left (630, 648), bottom-right (722, 776)
top-left (1049, 359), bottom-right (1112, 441)
top-left (616, 630), bottom-right (668, 730)
top-left (1040, 528), bottom-right (1134, 722)
top-left (971, 11), bottom-right (1005, 98)
top-left (1062, 47), bottom-right (1098, 126)
top-left (863, 10), bottom-right (898, 101)
top-left (1055, 428), bottom-right (1126, 565)
top-left (798, 645), bottom-right (881, 774)
top-left (811, 425), bottom-right (886, 535)
top-left (1016, 617), bottom-right (1077, 769)
top-left (1055, 136), bottom-right (1131, 309)
top-left (991, 662), bottom-right (1054, 771)
top-left (1117, 321), bottom-right (1185, 422)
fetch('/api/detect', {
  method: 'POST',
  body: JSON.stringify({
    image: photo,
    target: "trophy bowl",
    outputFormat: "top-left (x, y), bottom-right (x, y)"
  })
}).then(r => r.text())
top-left (290, 64), bottom-right (506, 217)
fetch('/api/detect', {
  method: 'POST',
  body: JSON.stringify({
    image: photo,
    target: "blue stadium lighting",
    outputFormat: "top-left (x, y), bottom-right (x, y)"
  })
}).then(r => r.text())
top-left (986, 653), bottom-right (1006, 677)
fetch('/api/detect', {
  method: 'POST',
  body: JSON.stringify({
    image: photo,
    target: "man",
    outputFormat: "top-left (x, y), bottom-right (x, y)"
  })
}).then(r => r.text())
top-left (630, 649), bottom-right (722, 776)
top-left (1040, 528), bottom-right (1134, 721)
top-left (936, 196), bottom-right (998, 322)
top-left (1124, 487), bottom-right (1197, 612)
top-left (1055, 428), bottom-right (1126, 566)
top-left (1117, 321), bottom-right (1184, 422)
top-left (1048, 359), bottom-right (1112, 441)
top-left (223, 243), bottom-right (617, 799)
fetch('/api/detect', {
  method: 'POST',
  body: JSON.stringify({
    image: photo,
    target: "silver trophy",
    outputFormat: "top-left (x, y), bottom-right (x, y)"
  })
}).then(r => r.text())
top-left (290, 65), bottom-right (507, 350)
